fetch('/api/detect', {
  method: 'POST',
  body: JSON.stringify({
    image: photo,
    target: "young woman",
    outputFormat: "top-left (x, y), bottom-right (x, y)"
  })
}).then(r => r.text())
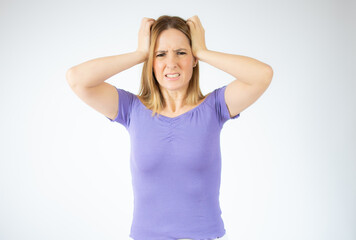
top-left (66, 15), bottom-right (273, 240)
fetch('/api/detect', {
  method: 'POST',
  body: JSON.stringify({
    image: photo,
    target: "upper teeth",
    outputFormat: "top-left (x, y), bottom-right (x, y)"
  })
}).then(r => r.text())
top-left (166, 73), bottom-right (180, 78)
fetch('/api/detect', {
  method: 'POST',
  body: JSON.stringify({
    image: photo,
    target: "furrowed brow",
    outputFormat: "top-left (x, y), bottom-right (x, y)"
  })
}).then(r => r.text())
top-left (155, 48), bottom-right (188, 53)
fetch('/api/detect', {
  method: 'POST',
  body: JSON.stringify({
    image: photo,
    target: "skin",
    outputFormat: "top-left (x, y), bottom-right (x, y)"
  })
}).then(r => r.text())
top-left (139, 16), bottom-right (273, 118)
top-left (153, 28), bottom-right (199, 115)
top-left (67, 16), bottom-right (272, 122)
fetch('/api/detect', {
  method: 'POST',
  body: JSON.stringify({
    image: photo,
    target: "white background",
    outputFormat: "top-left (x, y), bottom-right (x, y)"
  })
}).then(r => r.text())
top-left (0, 0), bottom-right (355, 239)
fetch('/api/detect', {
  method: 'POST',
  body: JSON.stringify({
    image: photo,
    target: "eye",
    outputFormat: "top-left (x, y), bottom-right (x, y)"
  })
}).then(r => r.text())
top-left (156, 52), bottom-right (186, 57)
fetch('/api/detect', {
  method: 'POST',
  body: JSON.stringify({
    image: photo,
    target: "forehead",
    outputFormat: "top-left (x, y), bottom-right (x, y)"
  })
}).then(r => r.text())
top-left (155, 28), bottom-right (190, 50)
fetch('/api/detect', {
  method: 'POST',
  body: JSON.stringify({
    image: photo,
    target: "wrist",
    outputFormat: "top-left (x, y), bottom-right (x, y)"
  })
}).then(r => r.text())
top-left (135, 50), bottom-right (148, 63)
top-left (195, 48), bottom-right (209, 61)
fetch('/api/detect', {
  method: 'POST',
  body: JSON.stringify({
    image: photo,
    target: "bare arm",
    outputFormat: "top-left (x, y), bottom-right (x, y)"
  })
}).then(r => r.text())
top-left (197, 50), bottom-right (272, 85)
top-left (65, 17), bottom-right (155, 120)
top-left (66, 51), bottom-right (147, 88)
top-left (187, 15), bottom-right (273, 118)
top-left (66, 17), bottom-right (155, 88)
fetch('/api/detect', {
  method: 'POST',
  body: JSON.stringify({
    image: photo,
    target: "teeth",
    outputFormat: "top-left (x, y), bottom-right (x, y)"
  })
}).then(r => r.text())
top-left (166, 73), bottom-right (180, 78)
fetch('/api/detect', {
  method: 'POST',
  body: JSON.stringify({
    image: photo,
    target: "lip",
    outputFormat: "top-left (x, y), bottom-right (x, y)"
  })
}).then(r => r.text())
top-left (165, 73), bottom-right (180, 81)
top-left (165, 73), bottom-right (180, 76)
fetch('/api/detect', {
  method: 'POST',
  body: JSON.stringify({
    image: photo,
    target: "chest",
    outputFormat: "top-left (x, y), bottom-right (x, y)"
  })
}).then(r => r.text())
top-left (128, 106), bottom-right (221, 172)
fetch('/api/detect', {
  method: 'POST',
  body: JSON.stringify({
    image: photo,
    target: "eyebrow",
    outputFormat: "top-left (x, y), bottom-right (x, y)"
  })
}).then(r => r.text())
top-left (155, 48), bottom-right (188, 53)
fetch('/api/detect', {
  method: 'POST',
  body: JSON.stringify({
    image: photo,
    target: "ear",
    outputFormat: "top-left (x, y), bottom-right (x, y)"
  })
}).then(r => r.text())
top-left (193, 57), bottom-right (198, 67)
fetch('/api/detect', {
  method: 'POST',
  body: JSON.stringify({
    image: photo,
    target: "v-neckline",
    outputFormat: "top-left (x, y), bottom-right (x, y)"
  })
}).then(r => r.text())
top-left (136, 92), bottom-right (212, 121)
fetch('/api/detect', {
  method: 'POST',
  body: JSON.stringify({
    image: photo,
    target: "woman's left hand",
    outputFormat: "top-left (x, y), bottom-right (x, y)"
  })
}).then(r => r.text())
top-left (187, 15), bottom-right (208, 60)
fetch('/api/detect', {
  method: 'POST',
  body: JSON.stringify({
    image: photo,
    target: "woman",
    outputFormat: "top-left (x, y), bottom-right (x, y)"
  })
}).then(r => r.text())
top-left (66, 15), bottom-right (273, 240)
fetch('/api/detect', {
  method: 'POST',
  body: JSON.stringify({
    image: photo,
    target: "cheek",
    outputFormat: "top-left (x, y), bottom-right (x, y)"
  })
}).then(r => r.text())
top-left (182, 62), bottom-right (194, 73)
top-left (152, 64), bottom-right (159, 76)
top-left (182, 58), bottom-right (194, 68)
top-left (153, 62), bottom-right (164, 73)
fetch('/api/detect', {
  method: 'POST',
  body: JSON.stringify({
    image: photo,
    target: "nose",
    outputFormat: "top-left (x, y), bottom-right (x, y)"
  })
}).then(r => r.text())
top-left (165, 53), bottom-right (178, 69)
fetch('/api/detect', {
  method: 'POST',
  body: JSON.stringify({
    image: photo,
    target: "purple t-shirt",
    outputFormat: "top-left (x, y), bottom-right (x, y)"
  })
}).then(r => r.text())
top-left (107, 85), bottom-right (240, 240)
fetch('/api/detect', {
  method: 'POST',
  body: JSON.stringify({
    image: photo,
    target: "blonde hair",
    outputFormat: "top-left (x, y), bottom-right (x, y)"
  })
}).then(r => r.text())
top-left (137, 15), bottom-right (205, 118)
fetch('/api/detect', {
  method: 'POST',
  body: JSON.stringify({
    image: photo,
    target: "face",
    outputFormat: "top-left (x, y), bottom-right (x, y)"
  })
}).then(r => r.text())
top-left (153, 28), bottom-right (197, 92)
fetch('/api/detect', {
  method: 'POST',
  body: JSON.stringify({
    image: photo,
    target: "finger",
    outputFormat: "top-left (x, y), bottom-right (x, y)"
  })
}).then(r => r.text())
top-left (144, 22), bottom-right (154, 34)
top-left (186, 19), bottom-right (195, 28)
top-left (187, 17), bottom-right (200, 29)
top-left (147, 20), bottom-right (155, 31)
top-left (192, 16), bottom-right (202, 28)
top-left (190, 16), bottom-right (201, 24)
top-left (187, 17), bottom-right (195, 23)
top-left (142, 18), bottom-right (155, 26)
top-left (147, 19), bottom-right (155, 29)
top-left (188, 15), bottom-right (199, 23)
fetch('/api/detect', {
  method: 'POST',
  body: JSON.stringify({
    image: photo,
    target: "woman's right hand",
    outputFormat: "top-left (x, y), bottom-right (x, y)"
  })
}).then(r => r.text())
top-left (136, 17), bottom-right (155, 61)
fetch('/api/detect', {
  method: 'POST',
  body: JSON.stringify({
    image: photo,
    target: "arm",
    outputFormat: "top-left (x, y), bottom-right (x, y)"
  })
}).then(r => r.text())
top-left (187, 15), bottom-right (272, 85)
top-left (66, 51), bottom-right (147, 88)
top-left (196, 50), bottom-right (273, 85)
top-left (198, 50), bottom-right (273, 118)
top-left (66, 17), bottom-right (155, 88)
top-left (66, 17), bottom-right (155, 120)
top-left (187, 15), bottom-right (273, 117)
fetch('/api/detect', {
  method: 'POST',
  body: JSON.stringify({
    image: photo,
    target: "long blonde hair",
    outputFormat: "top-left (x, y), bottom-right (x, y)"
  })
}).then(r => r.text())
top-left (137, 15), bottom-right (205, 117)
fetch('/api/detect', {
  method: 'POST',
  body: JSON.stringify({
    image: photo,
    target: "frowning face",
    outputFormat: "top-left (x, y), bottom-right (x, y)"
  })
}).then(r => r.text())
top-left (153, 28), bottom-right (197, 92)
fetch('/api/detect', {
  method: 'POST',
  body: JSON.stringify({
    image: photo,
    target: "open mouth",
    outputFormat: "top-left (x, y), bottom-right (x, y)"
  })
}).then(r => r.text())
top-left (165, 73), bottom-right (180, 80)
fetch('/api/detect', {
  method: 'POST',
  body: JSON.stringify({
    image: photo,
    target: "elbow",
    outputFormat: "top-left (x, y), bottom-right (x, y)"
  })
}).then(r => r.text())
top-left (263, 65), bottom-right (273, 83)
top-left (66, 68), bottom-right (77, 88)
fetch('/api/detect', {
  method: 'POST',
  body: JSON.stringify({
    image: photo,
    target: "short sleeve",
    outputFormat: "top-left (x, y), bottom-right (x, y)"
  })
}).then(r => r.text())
top-left (106, 87), bottom-right (135, 128)
top-left (215, 85), bottom-right (240, 126)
